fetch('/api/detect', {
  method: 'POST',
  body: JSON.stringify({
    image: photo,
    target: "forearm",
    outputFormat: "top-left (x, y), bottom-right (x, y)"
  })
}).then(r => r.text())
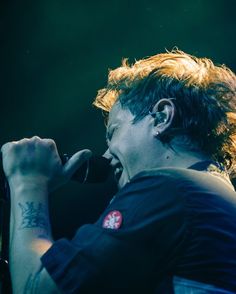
top-left (9, 183), bottom-right (59, 293)
top-left (1, 137), bottom-right (88, 293)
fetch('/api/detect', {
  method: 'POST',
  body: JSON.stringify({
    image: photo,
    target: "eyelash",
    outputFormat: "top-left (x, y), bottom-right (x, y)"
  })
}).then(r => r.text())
top-left (106, 126), bottom-right (117, 142)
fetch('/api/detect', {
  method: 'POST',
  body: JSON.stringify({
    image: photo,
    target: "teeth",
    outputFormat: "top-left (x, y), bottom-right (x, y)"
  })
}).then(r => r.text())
top-left (114, 166), bottom-right (123, 179)
top-left (115, 167), bottom-right (122, 174)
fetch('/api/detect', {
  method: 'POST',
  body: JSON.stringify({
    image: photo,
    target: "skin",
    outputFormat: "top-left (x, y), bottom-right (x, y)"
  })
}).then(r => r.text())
top-left (1, 99), bottom-right (209, 293)
top-left (1, 138), bottom-right (92, 293)
top-left (104, 100), bottom-right (209, 189)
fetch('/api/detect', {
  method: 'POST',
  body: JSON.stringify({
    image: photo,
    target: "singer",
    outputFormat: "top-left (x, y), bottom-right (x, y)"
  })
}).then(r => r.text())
top-left (2, 50), bottom-right (236, 293)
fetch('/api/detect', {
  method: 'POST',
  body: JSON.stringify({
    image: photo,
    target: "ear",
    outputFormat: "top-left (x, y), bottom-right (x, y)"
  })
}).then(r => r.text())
top-left (150, 98), bottom-right (175, 137)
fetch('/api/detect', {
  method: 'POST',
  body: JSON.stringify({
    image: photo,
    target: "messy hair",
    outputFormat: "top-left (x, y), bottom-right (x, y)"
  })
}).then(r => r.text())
top-left (93, 50), bottom-right (236, 176)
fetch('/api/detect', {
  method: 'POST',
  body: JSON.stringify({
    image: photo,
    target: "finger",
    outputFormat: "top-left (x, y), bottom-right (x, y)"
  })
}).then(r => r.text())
top-left (1, 141), bottom-right (18, 154)
top-left (1, 137), bottom-right (42, 153)
top-left (63, 149), bottom-right (92, 179)
top-left (31, 136), bottom-right (41, 140)
top-left (41, 138), bottom-right (57, 150)
top-left (1, 142), bottom-right (10, 153)
top-left (17, 136), bottom-right (43, 144)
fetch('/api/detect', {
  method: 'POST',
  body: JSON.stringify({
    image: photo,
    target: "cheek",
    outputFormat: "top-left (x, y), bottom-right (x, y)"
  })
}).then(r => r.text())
top-left (109, 129), bottom-right (129, 152)
top-left (110, 128), bottom-right (142, 164)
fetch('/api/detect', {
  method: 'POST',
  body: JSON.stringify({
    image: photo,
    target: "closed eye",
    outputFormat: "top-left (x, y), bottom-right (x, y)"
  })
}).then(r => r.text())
top-left (106, 125), bottom-right (118, 143)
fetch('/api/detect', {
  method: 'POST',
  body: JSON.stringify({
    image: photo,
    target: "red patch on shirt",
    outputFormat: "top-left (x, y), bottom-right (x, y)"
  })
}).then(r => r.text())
top-left (102, 210), bottom-right (123, 229)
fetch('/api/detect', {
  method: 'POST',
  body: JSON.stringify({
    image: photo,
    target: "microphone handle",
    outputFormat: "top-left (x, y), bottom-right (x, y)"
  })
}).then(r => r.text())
top-left (0, 154), bottom-right (111, 185)
top-left (60, 154), bottom-right (111, 183)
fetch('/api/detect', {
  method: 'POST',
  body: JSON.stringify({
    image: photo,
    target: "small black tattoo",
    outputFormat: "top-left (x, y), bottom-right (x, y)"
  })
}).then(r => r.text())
top-left (18, 202), bottom-right (49, 231)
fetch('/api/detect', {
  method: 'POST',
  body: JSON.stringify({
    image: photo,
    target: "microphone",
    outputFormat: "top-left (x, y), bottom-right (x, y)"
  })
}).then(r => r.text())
top-left (60, 154), bottom-right (112, 183)
top-left (0, 154), bottom-right (111, 185)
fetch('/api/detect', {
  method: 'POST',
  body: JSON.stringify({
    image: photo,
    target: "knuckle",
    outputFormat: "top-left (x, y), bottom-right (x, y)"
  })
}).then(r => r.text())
top-left (32, 136), bottom-right (41, 140)
top-left (1, 141), bottom-right (19, 155)
top-left (44, 138), bottom-right (56, 147)
top-left (30, 136), bottom-right (41, 143)
top-left (1, 142), bottom-right (11, 153)
top-left (41, 139), bottom-right (56, 152)
top-left (20, 138), bottom-right (30, 144)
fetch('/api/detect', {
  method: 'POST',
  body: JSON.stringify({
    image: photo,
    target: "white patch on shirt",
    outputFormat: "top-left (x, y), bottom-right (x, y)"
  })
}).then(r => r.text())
top-left (102, 210), bottom-right (123, 229)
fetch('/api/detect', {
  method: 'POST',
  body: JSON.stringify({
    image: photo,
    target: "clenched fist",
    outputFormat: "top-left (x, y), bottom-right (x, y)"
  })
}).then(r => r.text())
top-left (1, 136), bottom-right (92, 192)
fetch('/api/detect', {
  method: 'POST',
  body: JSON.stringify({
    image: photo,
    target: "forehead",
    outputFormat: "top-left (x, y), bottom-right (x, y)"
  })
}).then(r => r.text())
top-left (108, 103), bottom-right (133, 126)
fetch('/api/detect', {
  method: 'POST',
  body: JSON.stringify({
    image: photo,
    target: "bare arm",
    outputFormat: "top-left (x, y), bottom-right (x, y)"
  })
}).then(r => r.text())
top-left (9, 184), bottom-right (60, 294)
top-left (2, 137), bottom-right (91, 294)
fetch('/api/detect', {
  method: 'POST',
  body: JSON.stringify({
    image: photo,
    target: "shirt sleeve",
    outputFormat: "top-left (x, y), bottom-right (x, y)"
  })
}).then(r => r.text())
top-left (41, 173), bottom-right (187, 293)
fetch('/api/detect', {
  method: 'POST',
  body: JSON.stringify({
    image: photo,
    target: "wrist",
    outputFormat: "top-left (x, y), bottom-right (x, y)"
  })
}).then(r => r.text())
top-left (9, 179), bottom-right (49, 203)
top-left (8, 175), bottom-right (49, 192)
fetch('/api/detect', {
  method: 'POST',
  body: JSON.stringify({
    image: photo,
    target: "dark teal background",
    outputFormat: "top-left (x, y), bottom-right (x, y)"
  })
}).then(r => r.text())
top-left (1, 0), bottom-right (236, 237)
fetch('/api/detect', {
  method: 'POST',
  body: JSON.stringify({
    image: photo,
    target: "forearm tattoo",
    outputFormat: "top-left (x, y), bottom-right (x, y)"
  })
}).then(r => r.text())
top-left (18, 202), bottom-right (49, 236)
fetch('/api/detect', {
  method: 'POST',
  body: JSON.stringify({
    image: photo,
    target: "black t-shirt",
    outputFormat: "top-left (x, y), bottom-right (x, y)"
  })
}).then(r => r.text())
top-left (41, 163), bottom-right (236, 293)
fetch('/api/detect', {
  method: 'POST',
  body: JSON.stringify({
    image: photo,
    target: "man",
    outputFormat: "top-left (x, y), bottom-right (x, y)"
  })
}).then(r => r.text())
top-left (1, 50), bottom-right (236, 293)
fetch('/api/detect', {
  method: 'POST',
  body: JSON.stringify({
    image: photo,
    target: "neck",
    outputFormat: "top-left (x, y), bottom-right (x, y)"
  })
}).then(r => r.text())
top-left (160, 147), bottom-right (211, 169)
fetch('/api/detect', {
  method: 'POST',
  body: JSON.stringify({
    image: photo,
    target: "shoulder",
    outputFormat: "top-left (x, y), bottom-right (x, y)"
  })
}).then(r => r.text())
top-left (117, 167), bottom-right (236, 214)
top-left (99, 168), bottom-right (188, 233)
top-left (110, 167), bottom-right (201, 211)
top-left (112, 167), bottom-right (187, 209)
top-left (131, 167), bottom-right (236, 197)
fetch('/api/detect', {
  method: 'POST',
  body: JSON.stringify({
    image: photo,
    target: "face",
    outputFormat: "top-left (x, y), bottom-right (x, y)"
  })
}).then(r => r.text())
top-left (104, 102), bottom-right (162, 189)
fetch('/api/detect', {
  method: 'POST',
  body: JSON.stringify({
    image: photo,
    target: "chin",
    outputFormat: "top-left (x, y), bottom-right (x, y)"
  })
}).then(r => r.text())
top-left (117, 182), bottom-right (125, 189)
top-left (117, 173), bottom-right (129, 189)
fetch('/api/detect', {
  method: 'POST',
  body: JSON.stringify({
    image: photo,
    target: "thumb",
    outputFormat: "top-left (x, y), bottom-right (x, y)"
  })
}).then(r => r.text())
top-left (62, 149), bottom-right (92, 179)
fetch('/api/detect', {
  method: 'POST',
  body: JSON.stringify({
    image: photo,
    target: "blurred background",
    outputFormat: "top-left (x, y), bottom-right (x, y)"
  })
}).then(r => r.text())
top-left (0, 0), bottom-right (236, 238)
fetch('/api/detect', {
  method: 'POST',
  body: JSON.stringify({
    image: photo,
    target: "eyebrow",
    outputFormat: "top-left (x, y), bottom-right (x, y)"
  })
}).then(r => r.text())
top-left (105, 123), bottom-right (118, 141)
